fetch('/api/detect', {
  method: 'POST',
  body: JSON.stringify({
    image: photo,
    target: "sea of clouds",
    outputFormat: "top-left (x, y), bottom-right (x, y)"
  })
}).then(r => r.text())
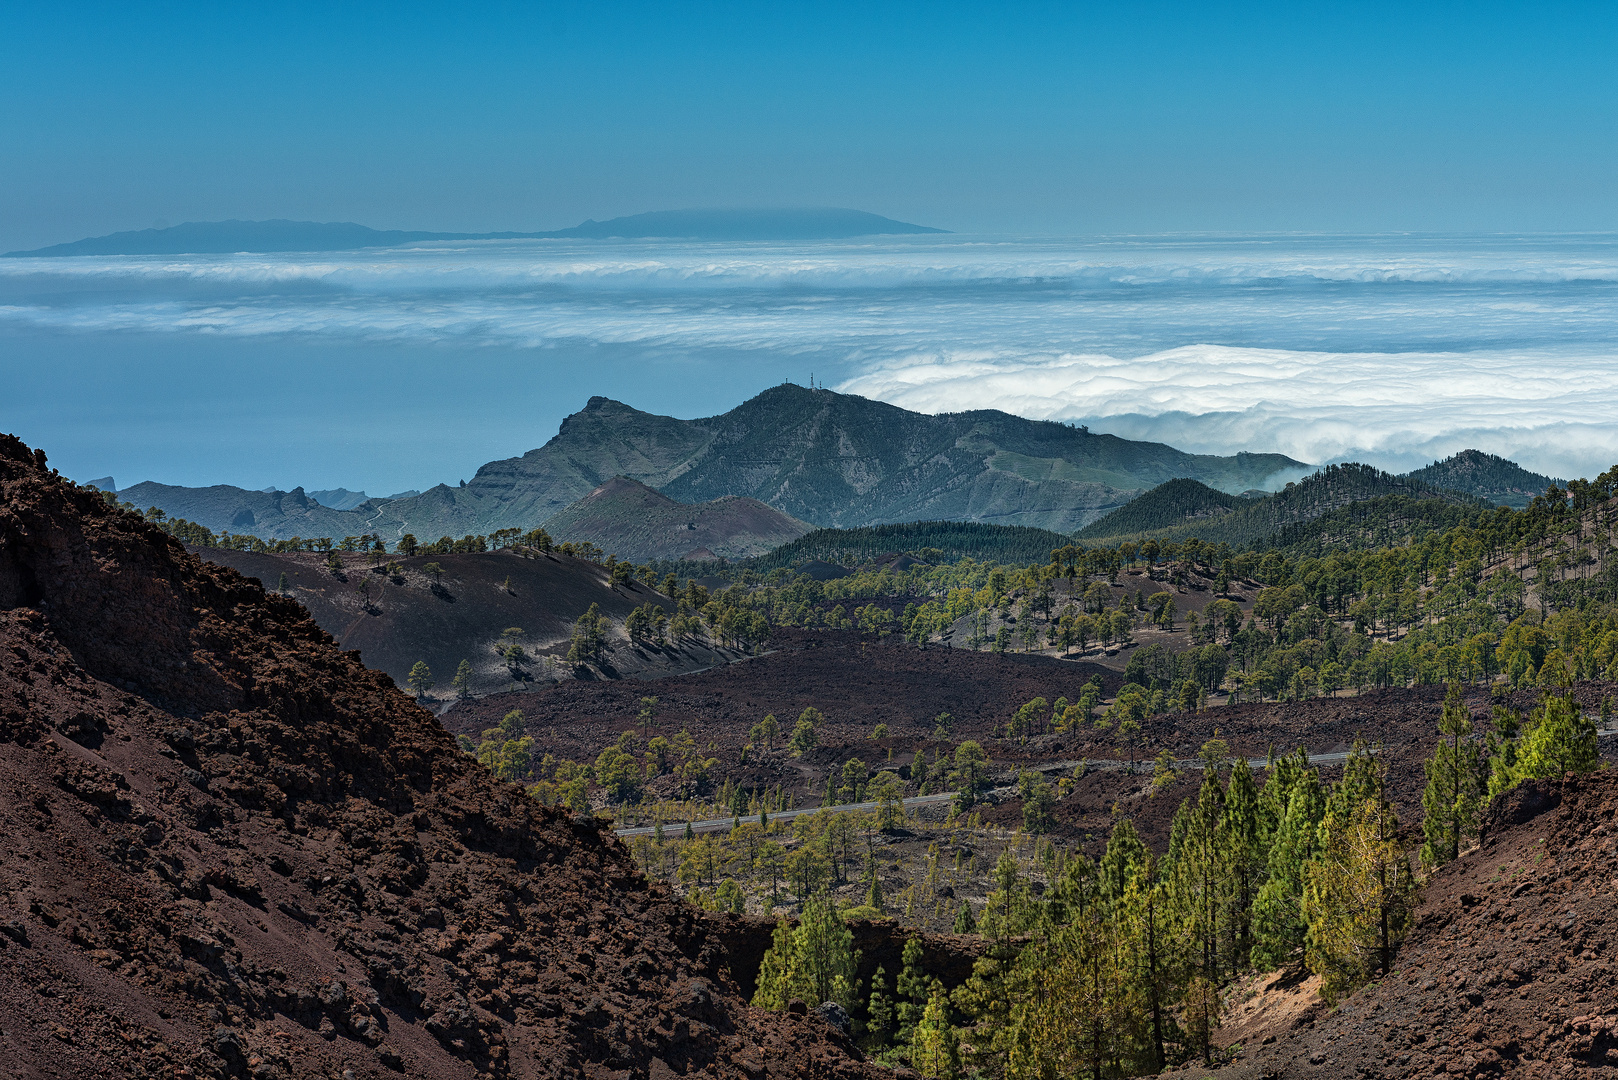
top-left (3, 232), bottom-right (1616, 482)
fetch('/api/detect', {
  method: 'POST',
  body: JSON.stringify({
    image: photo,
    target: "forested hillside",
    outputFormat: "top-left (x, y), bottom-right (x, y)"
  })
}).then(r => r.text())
top-left (1074, 478), bottom-right (1243, 541)
top-left (1406, 448), bottom-right (1562, 508)
top-left (1256, 492), bottom-right (1505, 555)
top-left (542, 476), bottom-right (813, 561)
top-left (1082, 463), bottom-right (1483, 549)
top-left (749, 521), bottom-right (1072, 570)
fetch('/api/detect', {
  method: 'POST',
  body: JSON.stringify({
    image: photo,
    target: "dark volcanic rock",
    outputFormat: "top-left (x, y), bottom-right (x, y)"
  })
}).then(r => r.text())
top-left (0, 434), bottom-right (881, 1079)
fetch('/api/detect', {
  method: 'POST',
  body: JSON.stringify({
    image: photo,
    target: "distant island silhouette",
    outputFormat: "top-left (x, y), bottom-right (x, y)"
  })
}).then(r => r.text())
top-left (4, 208), bottom-right (947, 256)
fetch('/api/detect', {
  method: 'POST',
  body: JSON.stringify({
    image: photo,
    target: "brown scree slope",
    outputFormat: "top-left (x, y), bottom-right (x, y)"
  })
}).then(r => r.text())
top-left (541, 476), bottom-right (813, 562)
top-left (1214, 772), bottom-right (1618, 1079)
top-left (0, 434), bottom-right (882, 1080)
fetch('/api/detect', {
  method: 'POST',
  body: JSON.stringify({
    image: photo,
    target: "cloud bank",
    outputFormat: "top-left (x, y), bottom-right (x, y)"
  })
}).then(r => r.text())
top-left (836, 344), bottom-right (1618, 481)
top-left (3, 233), bottom-right (1616, 481)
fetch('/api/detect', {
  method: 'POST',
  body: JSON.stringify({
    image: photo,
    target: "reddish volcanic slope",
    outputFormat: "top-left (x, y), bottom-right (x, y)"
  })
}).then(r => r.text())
top-left (0, 434), bottom-right (880, 1080)
top-left (1217, 772), bottom-right (1618, 1079)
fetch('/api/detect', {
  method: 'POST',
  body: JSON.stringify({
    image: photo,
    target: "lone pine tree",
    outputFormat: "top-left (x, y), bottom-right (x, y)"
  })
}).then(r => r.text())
top-left (1420, 682), bottom-right (1485, 868)
top-left (1303, 745), bottom-right (1412, 1002)
top-left (752, 890), bottom-right (858, 1013)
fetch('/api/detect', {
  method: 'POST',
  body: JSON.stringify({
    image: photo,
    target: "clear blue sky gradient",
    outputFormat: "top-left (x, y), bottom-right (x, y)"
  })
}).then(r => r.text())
top-left (3, 1), bottom-right (1617, 249)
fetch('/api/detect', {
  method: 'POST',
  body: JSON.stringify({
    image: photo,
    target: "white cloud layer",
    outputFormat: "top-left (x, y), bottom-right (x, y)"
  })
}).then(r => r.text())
top-left (3, 233), bottom-right (1616, 480)
top-left (836, 344), bottom-right (1618, 481)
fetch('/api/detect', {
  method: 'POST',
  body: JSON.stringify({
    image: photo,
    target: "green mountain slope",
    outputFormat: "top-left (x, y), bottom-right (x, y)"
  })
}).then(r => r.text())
top-left (1254, 493), bottom-right (1501, 556)
top-left (541, 476), bottom-right (813, 561)
top-left (117, 386), bottom-right (1306, 540)
top-left (1073, 478), bottom-right (1243, 540)
top-left (639, 386), bottom-right (1301, 531)
top-left (749, 521), bottom-right (1073, 570)
top-left (1404, 449), bottom-right (1562, 508)
top-left (1081, 463), bottom-right (1486, 548)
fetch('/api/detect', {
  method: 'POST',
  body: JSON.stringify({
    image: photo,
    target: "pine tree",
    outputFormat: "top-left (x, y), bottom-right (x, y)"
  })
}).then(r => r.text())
top-left (751, 891), bottom-right (859, 1012)
top-left (1486, 704), bottom-right (1523, 798)
top-left (789, 708), bottom-right (821, 754)
top-left (451, 659), bottom-right (474, 699)
top-left (952, 932), bottom-right (1021, 1075)
top-left (895, 936), bottom-right (929, 1042)
top-left (1098, 818), bottom-right (1146, 905)
top-left (1042, 910), bottom-right (1124, 1080)
top-left (406, 660), bottom-right (433, 698)
top-left (865, 868), bottom-right (885, 913)
top-left (1118, 859), bottom-right (1177, 1073)
top-left (952, 901), bottom-right (977, 935)
top-left (911, 979), bottom-right (961, 1079)
top-left (1303, 752), bottom-right (1412, 1003)
top-left (1002, 941), bottom-right (1070, 1080)
top-left (1257, 747), bottom-right (1311, 856)
top-left (1019, 771), bottom-right (1056, 833)
top-left (1325, 739), bottom-right (1380, 819)
top-left (980, 849), bottom-right (1028, 942)
top-left (752, 918), bottom-right (795, 1008)
top-left (1221, 757), bottom-right (1264, 964)
top-left (1503, 693), bottom-right (1598, 785)
top-left (1420, 682), bottom-right (1485, 868)
top-left (867, 965), bottom-right (895, 1046)
top-left (1173, 741), bottom-right (1229, 984)
top-left (1249, 765), bottom-right (1326, 970)
top-left (1181, 974), bottom-right (1222, 1066)
top-left (792, 889), bottom-right (859, 1010)
top-left (715, 878), bottom-right (746, 913)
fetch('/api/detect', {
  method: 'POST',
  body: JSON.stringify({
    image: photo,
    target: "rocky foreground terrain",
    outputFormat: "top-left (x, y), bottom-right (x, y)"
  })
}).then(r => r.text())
top-left (7, 427), bottom-right (1618, 1079)
top-left (0, 435), bottom-right (884, 1079)
top-left (196, 544), bottom-right (749, 696)
top-left (1215, 773), bottom-right (1618, 1079)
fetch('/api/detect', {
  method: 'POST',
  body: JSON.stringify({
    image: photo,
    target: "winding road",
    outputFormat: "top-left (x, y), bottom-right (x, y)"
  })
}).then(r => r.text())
top-left (610, 746), bottom-right (1389, 838)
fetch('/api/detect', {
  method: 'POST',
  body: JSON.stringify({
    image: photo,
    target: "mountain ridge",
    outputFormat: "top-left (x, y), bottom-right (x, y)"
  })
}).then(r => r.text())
top-left (115, 385), bottom-right (1308, 540)
top-left (4, 208), bottom-right (945, 256)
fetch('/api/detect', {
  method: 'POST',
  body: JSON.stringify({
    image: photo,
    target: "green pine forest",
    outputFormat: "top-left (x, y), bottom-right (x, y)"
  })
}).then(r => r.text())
top-left (742, 679), bottom-right (1596, 1077)
top-left (465, 468), bottom-right (1614, 1077)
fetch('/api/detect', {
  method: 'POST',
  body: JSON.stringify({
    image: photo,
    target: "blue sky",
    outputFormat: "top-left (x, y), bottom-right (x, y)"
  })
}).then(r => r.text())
top-left (3, 3), bottom-right (1618, 497)
top-left (3, 2), bottom-right (1616, 250)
